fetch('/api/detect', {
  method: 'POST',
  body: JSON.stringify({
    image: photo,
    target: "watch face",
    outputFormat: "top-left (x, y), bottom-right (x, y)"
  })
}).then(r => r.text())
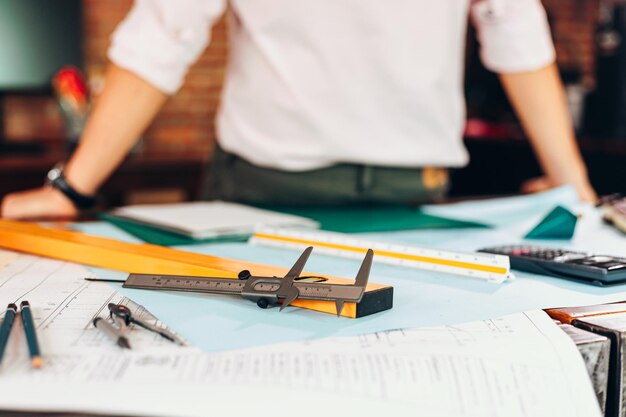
top-left (46, 167), bottom-right (62, 183)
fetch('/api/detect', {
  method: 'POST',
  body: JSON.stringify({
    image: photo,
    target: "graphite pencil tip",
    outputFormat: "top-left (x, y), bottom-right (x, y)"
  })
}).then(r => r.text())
top-left (118, 337), bottom-right (132, 350)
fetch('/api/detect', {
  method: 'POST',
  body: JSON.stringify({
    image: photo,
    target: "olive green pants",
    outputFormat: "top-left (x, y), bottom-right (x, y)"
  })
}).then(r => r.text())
top-left (202, 146), bottom-right (449, 206)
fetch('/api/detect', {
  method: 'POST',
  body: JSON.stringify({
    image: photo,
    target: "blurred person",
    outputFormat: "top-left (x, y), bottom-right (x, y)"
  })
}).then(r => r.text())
top-left (2, 0), bottom-right (596, 219)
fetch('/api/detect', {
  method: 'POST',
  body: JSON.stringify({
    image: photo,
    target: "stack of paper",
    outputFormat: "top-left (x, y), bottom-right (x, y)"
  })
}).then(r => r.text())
top-left (109, 201), bottom-right (319, 239)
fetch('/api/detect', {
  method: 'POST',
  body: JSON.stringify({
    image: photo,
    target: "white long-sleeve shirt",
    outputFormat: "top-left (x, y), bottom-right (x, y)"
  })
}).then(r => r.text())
top-left (108, 0), bottom-right (555, 171)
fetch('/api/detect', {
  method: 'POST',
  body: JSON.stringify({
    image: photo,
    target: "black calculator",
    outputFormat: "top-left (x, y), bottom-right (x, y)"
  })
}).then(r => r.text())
top-left (478, 245), bottom-right (626, 286)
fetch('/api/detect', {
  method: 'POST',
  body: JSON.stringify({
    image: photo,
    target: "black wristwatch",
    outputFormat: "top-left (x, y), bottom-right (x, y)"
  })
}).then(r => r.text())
top-left (46, 164), bottom-right (97, 210)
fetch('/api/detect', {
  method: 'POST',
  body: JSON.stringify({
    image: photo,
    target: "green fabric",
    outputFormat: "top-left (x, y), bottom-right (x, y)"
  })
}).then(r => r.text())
top-left (100, 214), bottom-right (249, 246)
top-left (260, 205), bottom-right (489, 233)
top-left (203, 146), bottom-right (450, 206)
top-left (524, 205), bottom-right (578, 240)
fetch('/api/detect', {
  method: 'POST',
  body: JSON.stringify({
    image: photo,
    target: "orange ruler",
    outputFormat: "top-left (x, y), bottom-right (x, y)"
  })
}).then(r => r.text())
top-left (0, 219), bottom-right (392, 318)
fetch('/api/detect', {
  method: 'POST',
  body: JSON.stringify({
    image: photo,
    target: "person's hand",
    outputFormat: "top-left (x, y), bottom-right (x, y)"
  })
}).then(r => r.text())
top-left (521, 176), bottom-right (598, 203)
top-left (1, 187), bottom-right (78, 220)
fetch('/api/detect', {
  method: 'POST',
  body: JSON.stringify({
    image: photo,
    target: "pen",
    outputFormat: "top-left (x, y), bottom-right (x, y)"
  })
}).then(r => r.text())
top-left (0, 304), bottom-right (17, 365)
top-left (93, 317), bottom-right (131, 349)
top-left (20, 301), bottom-right (43, 369)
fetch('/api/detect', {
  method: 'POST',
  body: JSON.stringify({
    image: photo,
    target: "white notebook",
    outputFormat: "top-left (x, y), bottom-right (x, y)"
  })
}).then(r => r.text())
top-left (110, 201), bottom-right (319, 239)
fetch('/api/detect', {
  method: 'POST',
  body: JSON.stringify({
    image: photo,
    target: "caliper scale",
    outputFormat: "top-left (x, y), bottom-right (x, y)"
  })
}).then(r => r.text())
top-left (123, 247), bottom-right (373, 316)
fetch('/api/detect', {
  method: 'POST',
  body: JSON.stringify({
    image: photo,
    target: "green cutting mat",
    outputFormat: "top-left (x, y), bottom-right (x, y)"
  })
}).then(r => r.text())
top-left (102, 204), bottom-right (488, 246)
top-left (261, 205), bottom-right (489, 234)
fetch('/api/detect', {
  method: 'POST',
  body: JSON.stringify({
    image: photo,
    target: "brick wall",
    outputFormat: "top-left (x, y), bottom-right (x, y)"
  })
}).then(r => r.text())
top-left (82, 1), bottom-right (229, 155)
top-left (543, 0), bottom-right (599, 88)
top-left (1, 0), bottom-right (600, 153)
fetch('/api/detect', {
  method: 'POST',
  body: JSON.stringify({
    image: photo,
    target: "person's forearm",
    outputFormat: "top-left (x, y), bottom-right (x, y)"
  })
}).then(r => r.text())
top-left (65, 64), bottom-right (168, 195)
top-left (498, 63), bottom-right (594, 198)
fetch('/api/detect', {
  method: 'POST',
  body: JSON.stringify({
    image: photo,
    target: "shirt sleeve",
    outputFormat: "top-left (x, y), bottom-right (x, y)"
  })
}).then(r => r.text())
top-left (470, 0), bottom-right (556, 73)
top-left (108, 0), bottom-right (226, 94)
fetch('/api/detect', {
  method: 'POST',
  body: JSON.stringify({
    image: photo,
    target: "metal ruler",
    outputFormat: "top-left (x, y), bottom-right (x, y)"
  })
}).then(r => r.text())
top-left (251, 227), bottom-right (512, 284)
top-left (124, 247), bottom-right (373, 316)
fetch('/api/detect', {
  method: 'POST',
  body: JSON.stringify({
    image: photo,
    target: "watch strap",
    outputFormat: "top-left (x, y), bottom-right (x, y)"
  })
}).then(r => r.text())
top-left (50, 172), bottom-right (97, 210)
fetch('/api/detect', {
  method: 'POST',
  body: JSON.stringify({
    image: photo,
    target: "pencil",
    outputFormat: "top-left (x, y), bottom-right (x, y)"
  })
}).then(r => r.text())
top-left (0, 304), bottom-right (17, 365)
top-left (20, 301), bottom-right (43, 369)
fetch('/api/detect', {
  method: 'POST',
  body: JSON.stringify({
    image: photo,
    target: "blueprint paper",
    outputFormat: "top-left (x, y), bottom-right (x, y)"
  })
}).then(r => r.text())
top-left (72, 220), bottom-right (143, 243)
top-left (71, 203), bottom-right (626, 353)
top-left (0, 250), bottom-right (601, 417)
top-left (0, 254), bottom-right (601, 417)
top-left (421, 185), bottom-right (580, 229)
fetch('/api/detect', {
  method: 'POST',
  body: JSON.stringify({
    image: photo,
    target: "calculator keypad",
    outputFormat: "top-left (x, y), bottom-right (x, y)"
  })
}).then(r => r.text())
top-left (486, 246), bottom-right (588, 261)
top-left (479, 245), bottom-right (626, 284)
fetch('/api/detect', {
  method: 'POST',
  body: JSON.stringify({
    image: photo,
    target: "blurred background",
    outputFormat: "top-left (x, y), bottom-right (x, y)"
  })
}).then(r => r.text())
top-left (0, 0), bottom-right (625, 207)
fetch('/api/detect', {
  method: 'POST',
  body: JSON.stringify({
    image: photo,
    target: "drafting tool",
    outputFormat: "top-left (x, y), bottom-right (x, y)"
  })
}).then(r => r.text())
top-left (125, 247), bottom-right (372, 317)
top-left (110, 312), bottom-right (130, 339)
top-left (0, 219), bottom-right (392, 318)
top-left (20, 301), bottom-right (43, 369)
top-left (0, 304), bottom-right (17, 365)
top-left (251, 227), bottom-right (512, 283)
top-left (93, 317), bottom-right (131, 349)
top-left (546, 302), bottom-right (626, 324)
top-left (108, 303), bottom-right (185, 345)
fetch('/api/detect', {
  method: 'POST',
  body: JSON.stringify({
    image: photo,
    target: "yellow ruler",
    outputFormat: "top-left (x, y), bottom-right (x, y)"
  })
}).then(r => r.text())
top-left (251, 227), bottom-right (513, 283)
top-left (0, 220), bottom-right (392, 318)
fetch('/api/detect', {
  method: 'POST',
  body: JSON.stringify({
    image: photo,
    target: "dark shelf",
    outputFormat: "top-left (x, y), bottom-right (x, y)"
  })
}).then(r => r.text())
top-left (0, 143), bottom-right (209, 208)
top-left (451, 135), bottom-right (626, 197)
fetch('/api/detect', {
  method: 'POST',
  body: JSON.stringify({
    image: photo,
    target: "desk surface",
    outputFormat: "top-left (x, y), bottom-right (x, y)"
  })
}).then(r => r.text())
top-left (56, 187), bottom-right (626, 354)
top-left (0, 187), bottom-right (613, 416)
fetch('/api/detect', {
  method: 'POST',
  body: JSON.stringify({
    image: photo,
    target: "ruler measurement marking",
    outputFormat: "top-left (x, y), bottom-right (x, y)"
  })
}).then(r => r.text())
top-left (127, 275), bottom-right (246, 294)
top-left (126, 276), bottom-right (363, 301)
top-left (253, 232), bottom-right (508, 275)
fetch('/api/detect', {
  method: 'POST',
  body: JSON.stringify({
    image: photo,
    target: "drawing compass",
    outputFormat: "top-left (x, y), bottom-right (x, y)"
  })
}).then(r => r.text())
top-left (123, 247), bottom-right (374, 316)
top-left (107, 303), bottom-right (186, 345)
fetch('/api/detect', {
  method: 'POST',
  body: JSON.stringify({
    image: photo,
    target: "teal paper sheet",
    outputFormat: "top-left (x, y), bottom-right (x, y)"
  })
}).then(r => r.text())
top-left (525, 205), bottom-right (578, 240)
top-left (72, 187), bottom-right (626, 352)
